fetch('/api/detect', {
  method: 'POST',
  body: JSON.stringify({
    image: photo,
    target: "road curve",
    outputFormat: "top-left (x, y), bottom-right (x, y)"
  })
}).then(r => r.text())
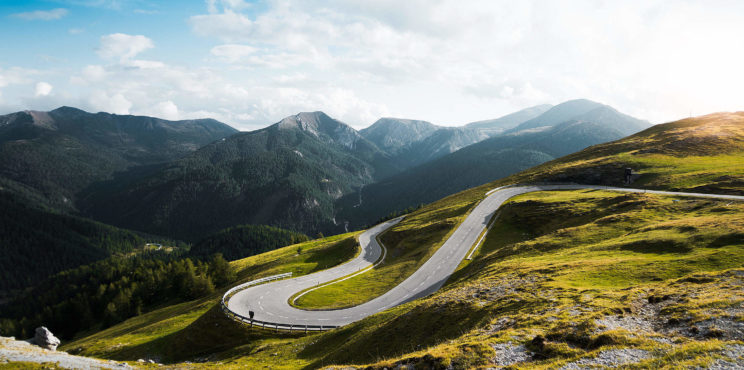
top-left (227, 184), bottom-right (744, 328)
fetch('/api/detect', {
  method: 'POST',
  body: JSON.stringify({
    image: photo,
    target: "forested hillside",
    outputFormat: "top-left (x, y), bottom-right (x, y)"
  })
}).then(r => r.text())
top-left (0, 190), bottom-right (177, 294)
top-left (0, 107), bottom-right (237, 212)
top-left (189, 224), bottom-right (310, 261)
top-left (0, 253), bottom-right (235, 340)
top-left (84, 112), bottom-right (394, 241)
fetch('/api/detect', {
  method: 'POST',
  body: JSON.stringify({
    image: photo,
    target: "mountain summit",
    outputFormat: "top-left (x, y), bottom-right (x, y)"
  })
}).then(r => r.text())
top-left (465, 104), bottom-right (553, 135)
top-left (360, 118), bottom-right (441, 154)
top-left (511, 99), bottom-right (649, 135)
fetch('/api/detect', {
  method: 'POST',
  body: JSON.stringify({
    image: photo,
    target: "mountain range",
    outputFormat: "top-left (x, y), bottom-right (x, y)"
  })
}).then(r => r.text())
top-left (0, 100), bottom-right (648, 243)
top-left (2, 109), bottom-right (740, 369)
top-left (336, 99), bottom-right (650, 227)
top-left (0, 107), bottom-right (237, 212)
top-left (83, 112), bottom-right (396, 240)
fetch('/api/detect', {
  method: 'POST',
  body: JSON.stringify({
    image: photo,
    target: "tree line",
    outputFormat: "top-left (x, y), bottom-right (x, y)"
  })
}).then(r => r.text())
top-left (0, 252), bottom-right (235, 340)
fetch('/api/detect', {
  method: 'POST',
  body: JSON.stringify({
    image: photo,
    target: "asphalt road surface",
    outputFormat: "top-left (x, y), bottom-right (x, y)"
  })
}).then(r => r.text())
top-left (228, 184), bottom-right (744, 328)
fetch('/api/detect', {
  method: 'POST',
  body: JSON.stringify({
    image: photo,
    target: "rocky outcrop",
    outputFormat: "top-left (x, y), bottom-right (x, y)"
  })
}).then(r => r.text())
top-left (32, 327), bottom-right (60, 351)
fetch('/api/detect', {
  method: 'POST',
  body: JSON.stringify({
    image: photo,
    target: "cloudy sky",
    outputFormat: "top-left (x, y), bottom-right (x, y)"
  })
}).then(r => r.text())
top-left (1, 0), bottom-right (743, 130)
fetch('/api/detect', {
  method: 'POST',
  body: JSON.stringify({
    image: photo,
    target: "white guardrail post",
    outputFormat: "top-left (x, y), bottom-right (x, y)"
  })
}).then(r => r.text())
top-left (220, 272), bottom-right (340, 332)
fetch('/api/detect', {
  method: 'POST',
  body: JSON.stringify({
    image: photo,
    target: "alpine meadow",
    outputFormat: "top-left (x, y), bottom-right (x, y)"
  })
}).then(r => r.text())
top-left (0, 1), bottom-right (742, 369)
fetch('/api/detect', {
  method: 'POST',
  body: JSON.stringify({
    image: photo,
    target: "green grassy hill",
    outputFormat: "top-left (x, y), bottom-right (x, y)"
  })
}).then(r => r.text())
top-left (514, 111), bottom-right (744, 194)
top-left (36, 112), bottom-right (744, 368)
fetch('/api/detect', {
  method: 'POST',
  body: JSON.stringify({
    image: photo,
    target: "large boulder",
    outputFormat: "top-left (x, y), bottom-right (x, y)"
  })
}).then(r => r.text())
top-left (33, 326), bottom-right (60, 350)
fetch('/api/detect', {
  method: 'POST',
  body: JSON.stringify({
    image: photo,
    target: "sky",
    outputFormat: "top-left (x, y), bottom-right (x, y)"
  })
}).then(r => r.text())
top-left (1, 0), bottom-right (743, 131)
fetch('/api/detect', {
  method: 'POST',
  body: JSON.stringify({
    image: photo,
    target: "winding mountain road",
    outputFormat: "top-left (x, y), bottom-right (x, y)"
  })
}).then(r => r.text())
top-left (227, 184), bottom-right (744, 329)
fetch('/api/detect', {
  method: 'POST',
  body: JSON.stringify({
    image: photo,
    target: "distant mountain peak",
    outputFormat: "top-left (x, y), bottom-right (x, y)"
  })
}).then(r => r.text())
top-left (51, 106), bottom-right (87, 115)
top-left (510, 99), bottom-right (642, 133)
top-left (278, 111), bottom-right (334, 132)
top-left (465, 104), bottom-right (553, 134)
top-left (360, 117), bottom-right (441, 154)
top-left (275, 111), bottom-right (367, 150)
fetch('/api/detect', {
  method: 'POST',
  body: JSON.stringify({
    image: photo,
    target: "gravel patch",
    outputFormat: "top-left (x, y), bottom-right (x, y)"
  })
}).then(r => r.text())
top-left (595, 315), bottom-right (655, 334)
top-left (698, 318), bottom-right (744, 340)
top-left (708, 359), bottom-right (744, 370)
top-left (490, 342), bottom-right (531, 367)
top-left (721, 344), bottom-right (744, 360)
top-left (560, 348), bottom-right (650, 369)
top-left (0, 337), bottom-right (131, 369)
top-left (663, 317), bottom-right (744, 340)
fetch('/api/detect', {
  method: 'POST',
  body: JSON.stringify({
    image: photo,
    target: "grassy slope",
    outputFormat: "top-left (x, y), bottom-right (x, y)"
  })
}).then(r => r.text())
top-left (295, 112), bottom-right (744, 309)
top-left (59, 113), bottom-right (744, 368)
top-left (61, 233), bottom-right (359, 366)
top-left (323, 190), bottom-right (744, 369)
top-left (293, 196), bottom-right (476, 309)
top-left (511, 112), bottom-right (744, 194)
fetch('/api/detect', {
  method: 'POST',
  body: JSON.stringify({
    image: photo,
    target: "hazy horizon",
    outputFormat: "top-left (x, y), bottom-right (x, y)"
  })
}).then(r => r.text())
top-left (1, 1), bottom-right (743, 130)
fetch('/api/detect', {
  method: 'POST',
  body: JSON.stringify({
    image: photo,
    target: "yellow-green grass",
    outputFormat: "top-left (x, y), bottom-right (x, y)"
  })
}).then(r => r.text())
top-left (61, 233), bottom-right (360, 365)
top-left (0, 362), bottom-right (63, 369)
top-left (288, 113), bottom-right (744, 311)
top-left (58, 190), bottom-right (744, 369)
top-left (324, 190), bottom-right (744, 369)
top-left (470, 190), bottom-right (744, 290)
top-left (507, 112), bottom-right (744, 194)
top-left (292, 187), bottom-right (481, 310)
top-left (58, 113), bottom-right (744, 368)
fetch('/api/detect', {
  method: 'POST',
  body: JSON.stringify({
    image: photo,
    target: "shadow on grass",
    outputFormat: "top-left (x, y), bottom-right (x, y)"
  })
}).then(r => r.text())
top-left (298, 296), bottom-right (493, 368)
top-left (618, 240), bottom-right (692, 254)
top-left (708, 233), bottom-right (744, 248)
top-left (101, 303), bottom-right (302, 363)
top-left (304, 237), bottom-right (358, 266)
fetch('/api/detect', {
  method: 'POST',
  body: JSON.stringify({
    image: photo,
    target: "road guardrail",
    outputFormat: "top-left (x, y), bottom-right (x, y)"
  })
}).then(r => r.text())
top-left (221, 272), bottom-right (339, 332)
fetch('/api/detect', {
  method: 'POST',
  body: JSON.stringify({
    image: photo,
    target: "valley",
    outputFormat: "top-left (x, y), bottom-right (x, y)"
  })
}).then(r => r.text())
top-left (2, 110), bottom-right (740, 369)
top-left (2, 3), bottom-right (742, 368)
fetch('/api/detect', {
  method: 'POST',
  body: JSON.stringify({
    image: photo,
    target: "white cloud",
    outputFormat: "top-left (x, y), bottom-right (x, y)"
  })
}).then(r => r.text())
top-left (97, 33), bottom-right (154, 61)
top-left (210, 44), bottom-right (257, 63)
top-left (0, 67), bottom-right (37, 88)
top-left (88, 91), bottom-right (132, 114)
top-left (151, 100), bottom-right (179, 120)
top-left (4, 1), bottom-right (744, 129)
top-left (34, 82), bottom-right (53, 97)
top-left (184, 0), bottom-right (744, 125)
top-left (11, 8), bottom-right (68, 20)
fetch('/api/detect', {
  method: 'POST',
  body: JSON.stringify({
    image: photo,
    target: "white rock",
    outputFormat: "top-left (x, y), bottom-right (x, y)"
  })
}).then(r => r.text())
top-left (33, 327), bottom-right (60, 351)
